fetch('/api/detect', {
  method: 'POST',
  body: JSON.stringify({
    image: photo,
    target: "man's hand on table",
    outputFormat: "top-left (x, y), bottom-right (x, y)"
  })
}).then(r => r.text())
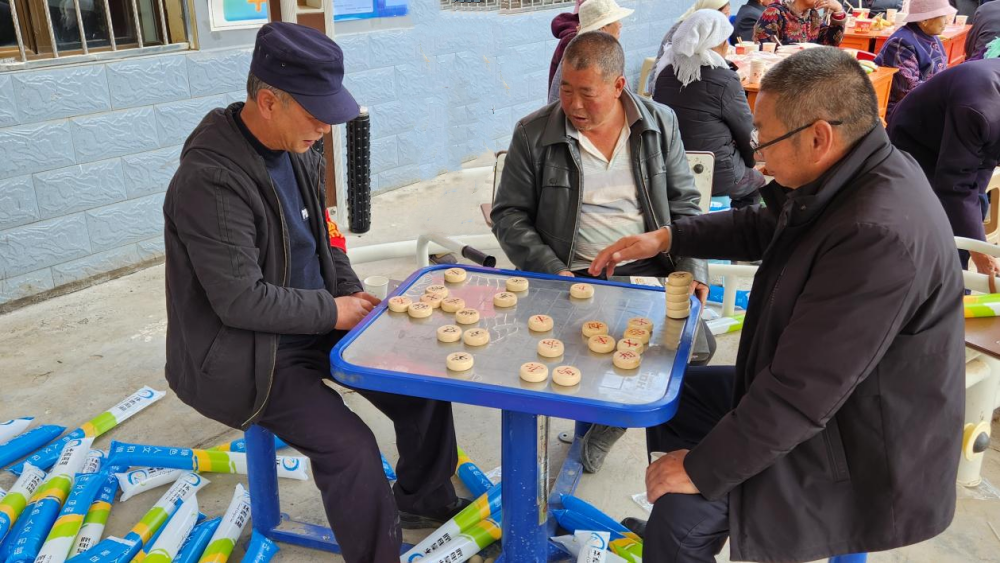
top-left (646, 449), bottom-right (699, 503)
top-left (691, 282), bottom-right (709, 305)
top-left (589, 229), bottom-right (671, 278)
top-left (352, 291), bottom-right (381, 307)
top-left (558, 270), bottom-right (576, 277)
top-left (334, 293), bottom-right (379, 330)
top-left (971, 251), bottom-right (1000, 277)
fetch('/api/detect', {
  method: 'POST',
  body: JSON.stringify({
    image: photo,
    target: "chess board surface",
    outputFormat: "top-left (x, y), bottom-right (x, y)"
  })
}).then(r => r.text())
top-left (331, 266), bottom-right (698, 424)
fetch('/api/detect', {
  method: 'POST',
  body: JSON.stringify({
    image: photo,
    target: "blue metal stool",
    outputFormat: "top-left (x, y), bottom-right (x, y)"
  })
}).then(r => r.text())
top-left (244, 425), bottom-right (417, 554)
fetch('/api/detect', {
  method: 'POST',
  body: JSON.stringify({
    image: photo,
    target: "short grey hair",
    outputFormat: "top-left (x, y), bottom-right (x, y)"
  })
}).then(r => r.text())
top-left (563, 32), bottom-right (625, 83)
top-left (246, 72), bottom-right (290, 104)
top-left (760, 47), bottom-right (879, 145)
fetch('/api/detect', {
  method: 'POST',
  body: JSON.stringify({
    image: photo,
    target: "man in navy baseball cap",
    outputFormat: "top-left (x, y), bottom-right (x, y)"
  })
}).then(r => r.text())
top-left (250, 21), bottom-right (360, 126)
top-left (164, 21), bottom-right (468, 563)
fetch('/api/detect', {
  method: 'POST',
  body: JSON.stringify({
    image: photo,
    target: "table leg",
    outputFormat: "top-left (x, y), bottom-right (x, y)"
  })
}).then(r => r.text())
top-left (501, 410), bottom-right (549, 560)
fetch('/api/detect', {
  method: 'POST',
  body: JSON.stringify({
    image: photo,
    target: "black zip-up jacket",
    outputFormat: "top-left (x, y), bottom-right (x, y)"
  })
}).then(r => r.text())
top-left (673, 126), bottom-right (965, 561)
top-left (163, 103), bottom-right (362, 430)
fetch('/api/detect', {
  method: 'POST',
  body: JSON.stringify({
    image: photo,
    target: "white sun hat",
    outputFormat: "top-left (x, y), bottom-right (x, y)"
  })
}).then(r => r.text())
top-left (579, 0), bottom-right (634, 33)
top-left (904, 0), bottom-right (956, 22)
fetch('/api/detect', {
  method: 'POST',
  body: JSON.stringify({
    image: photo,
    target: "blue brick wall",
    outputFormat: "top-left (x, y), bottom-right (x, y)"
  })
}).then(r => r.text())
top-left (337, 0), bottom-right (685, 191)
top-left (0, 0), bottom-right (684, 307)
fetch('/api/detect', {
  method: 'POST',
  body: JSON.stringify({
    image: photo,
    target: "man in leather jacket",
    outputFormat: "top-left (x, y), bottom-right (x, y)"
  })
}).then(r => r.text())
top-left (491, 32), bottom-right (712, 475)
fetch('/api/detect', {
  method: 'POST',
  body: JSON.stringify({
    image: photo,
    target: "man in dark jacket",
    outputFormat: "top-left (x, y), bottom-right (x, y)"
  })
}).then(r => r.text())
top-left (966, 0), bottom-right (1000, 57)
top-left (163, 23), bottom-right (465, 563)
top-left (493, 32), bottom-right (711, 475)
top-left (887, 58), bottom-right (1000, 274)
top-left (731, 0), bottom-right (766, 42)
top-left (591, 47), bottom-right (965, 562)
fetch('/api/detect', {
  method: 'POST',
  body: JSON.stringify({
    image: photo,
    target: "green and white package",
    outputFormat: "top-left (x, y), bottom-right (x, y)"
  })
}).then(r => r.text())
top-left (124, 473), bottom-right (209, 548)
top-left (108, 443), bottom-right (309, 481)
top-left (11, 388), bottom-right (165, 474)
top-left (67, 474), bottom-right (117, 557)
top-left (0, 419), bottom-right (34, 445)
top-left (5, 439), bottom-right (94, 563)
top-left (196, 485), bottom-right (250, 563)
top-left (142, 496), bottom-right (200, 563)
top-left (116, 469), bottom-right (184, 503)
top-left (0, 464), bottom-right (46, 541)
top-left (414, 517), bottom-right (502, 563)
top-left (33, 472), bottom-right (106, 563)
top-left (80, 451), bottom-right (105, 475)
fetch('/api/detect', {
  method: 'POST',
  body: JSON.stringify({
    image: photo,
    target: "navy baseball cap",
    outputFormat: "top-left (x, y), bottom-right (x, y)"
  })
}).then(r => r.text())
top-left (250, 22), bottom-right (360, 125)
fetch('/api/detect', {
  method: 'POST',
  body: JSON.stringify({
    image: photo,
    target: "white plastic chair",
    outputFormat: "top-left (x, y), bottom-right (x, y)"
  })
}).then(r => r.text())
top-left (685, 151), bottom-right (715, 214)
top-left (638, 57), bottom-right (656, 98)
top-left (955, 235), bottom-right (1000, 487)
top-left (983, 168), bottom-right (1000, 245)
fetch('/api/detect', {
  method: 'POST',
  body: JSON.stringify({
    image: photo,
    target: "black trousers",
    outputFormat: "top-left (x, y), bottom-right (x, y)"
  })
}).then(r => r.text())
top-left (256, 333), bottom-right (458, 563)
top-left (644, 366), bottom-right (735, 562)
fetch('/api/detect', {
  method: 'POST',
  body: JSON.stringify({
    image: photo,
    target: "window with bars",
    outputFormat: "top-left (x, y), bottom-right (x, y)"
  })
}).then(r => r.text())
top-left (441, 0), bottom-right (574, 14)
top-left (0, 0), bottom-right (192, 64)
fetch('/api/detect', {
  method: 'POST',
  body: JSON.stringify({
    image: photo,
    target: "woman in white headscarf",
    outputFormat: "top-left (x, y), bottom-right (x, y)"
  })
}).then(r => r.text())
top-left (646, 0), bottom-right (731, 93)
top-left (653, 9), bottom-right (764, 208)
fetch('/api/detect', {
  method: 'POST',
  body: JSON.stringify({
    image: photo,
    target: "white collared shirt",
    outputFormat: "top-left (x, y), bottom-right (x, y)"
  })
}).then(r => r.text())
top-left (567, 114), bottom-right (645, 271)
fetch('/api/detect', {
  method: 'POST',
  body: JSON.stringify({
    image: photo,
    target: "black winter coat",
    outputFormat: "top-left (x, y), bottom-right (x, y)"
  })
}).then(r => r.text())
top-left (163, 103), bottom-right (362, 430)
top-left (888, 58), bottom-right (1000, 243)
top-left (653, 63), bottom-right (756, 198)
top-left (673, 126), bottom-right (965, 561)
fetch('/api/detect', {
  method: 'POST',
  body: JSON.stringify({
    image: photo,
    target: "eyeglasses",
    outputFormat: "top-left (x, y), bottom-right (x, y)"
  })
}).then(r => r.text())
top-left (750, 120), bottom-right (844, 156)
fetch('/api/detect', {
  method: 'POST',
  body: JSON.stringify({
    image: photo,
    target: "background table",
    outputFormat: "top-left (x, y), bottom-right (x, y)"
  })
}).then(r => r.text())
top-left (843, 23), bottom-right (971, 66)
top-left (743, 66), bottom-right (898, 122)
top-left (966, 317), bottom-right (1000, 359)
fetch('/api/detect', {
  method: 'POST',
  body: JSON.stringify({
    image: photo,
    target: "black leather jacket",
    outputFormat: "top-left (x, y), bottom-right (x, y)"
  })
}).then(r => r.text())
top-left (491, 91), bottom-right (708, 284)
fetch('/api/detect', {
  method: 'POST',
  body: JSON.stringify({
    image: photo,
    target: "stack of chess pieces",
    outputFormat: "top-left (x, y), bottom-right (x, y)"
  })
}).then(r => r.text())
top-left (663, 272), bottom-right (692, 351)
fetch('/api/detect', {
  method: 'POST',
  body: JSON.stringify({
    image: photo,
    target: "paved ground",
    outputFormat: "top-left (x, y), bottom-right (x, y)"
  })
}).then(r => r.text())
top-left (1, 158), bottom-right (998, 562)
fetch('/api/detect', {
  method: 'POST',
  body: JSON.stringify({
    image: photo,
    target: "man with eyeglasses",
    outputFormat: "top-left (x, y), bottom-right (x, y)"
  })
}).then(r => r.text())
top-left (589, 47), bottom-right (965, 562)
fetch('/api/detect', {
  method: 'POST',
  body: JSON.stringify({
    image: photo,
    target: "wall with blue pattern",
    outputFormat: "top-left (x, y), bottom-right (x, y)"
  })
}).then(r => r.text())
top-left (0, 0), bottom-right (685, 307)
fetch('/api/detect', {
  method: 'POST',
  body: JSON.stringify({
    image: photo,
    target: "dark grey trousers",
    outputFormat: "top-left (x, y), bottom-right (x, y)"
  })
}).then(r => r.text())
top-left (644, 366), bottom-right (735, 562)
top-left (257, 332), bottom-right (458, 563)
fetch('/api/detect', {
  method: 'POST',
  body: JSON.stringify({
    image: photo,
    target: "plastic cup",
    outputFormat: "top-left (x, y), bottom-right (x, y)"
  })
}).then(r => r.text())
top-left (886, 8), bottom-right (897, 23)
top-left (955, 15), bottom-right (967, 26)
top-left (750, 59), bottom-right (767, 84)
top-left (362, 276), bottom-right (389, 300)
top-left (761, 42), bottom-right (776, 53)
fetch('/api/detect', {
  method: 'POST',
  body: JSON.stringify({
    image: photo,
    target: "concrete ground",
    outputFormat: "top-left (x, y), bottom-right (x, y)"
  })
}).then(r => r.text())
top-left (1, 157), bottom-right (999, 562)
